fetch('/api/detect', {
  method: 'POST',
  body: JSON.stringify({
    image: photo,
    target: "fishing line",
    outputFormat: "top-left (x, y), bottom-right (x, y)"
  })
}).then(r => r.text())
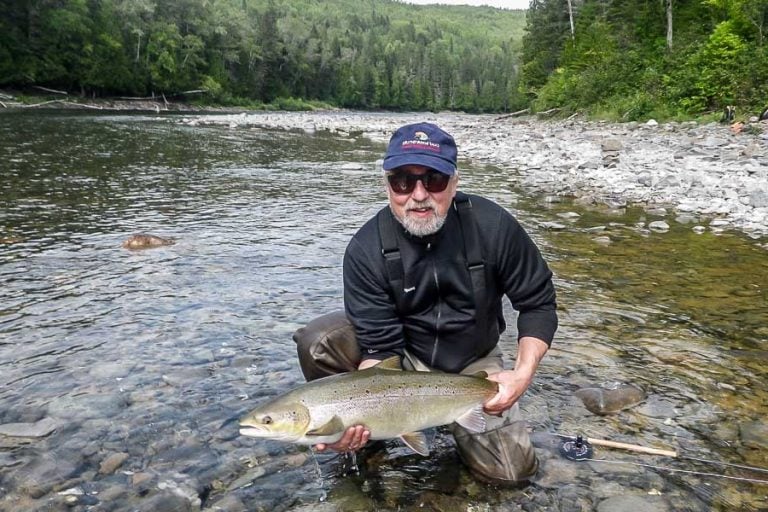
top-left (582, 458), bottom-right (768, 485)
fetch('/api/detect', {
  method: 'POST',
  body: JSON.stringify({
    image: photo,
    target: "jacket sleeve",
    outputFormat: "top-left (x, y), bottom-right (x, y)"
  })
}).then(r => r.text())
top-left (495, 209), bottom-right (558, 345)
top-left (343, 235), bottom-right (406, 360)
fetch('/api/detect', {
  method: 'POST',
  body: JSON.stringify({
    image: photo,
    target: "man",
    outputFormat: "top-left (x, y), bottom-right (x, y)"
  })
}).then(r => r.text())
top-left (294, 122), bottom-right (557, 484)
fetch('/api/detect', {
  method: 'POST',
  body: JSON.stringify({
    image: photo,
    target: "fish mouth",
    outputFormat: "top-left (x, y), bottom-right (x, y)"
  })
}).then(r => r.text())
top-left (239, 427), bottom-right (267, 438)
top-left (239, 427), bottom-right (299, 442)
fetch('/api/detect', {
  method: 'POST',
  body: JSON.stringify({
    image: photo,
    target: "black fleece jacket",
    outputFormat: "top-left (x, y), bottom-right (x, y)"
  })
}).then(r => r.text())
top-left (343, 193), bottom-right (557, 373)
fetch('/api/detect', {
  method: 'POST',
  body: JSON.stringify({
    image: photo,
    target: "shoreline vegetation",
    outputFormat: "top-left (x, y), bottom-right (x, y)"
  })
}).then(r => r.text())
top-left (3, 0), bottom-right (766, 122)
top-left (3, 87), bottom-right (766, 127)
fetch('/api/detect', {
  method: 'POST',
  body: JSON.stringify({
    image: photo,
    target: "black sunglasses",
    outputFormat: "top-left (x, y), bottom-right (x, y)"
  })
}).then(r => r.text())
top-left (387, 169), bottom-right (451, 195)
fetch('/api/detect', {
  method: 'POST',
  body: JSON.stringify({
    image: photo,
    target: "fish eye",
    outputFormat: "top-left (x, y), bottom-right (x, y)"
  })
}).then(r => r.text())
top-left (262, 416), bottom-right (272, 425)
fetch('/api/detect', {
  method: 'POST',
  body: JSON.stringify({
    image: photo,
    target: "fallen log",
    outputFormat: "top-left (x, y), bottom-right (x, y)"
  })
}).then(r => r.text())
top-left (494, 108), bottom-right (530, 120)
top-left (23, 99), bottom-right (103, 109)
top-left (32, 85), bottom-right (68, 95)
top-left (537, 107), bottom-right (562, 117)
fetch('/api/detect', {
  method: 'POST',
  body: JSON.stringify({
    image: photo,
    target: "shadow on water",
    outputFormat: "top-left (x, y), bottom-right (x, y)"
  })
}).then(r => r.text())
top-left (0, 111), bottom-right (766, 511)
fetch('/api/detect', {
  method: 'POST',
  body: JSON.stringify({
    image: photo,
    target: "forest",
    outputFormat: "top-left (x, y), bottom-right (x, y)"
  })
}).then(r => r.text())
top-left (0, 0), bottom-right (527, 112)
top-left (1, 0), bottom-right (766, 118)
top-left (522, 0), bottom-right (768, 120)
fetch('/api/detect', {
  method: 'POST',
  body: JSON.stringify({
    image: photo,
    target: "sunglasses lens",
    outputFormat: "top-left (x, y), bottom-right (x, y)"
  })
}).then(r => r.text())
top-left (424, 172), bottom-right (450, 193)
top-left (388, 170), bottom-right (450, 194)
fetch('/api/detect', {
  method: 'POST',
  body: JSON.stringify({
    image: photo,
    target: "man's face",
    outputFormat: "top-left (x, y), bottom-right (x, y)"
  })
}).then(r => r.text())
top-left (385, 165), bottom-right (458, 237)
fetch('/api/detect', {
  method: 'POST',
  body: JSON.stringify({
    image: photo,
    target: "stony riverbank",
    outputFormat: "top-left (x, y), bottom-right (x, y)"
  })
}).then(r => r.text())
top-left (182, 111), bottom-right (768, 241)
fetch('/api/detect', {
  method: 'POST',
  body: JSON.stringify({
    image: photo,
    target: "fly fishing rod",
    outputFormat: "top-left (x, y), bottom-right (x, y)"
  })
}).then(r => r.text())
top-left (554, 433), bottom-right (768, 485)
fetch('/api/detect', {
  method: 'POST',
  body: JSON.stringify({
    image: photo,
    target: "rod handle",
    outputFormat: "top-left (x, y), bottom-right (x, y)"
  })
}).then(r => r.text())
top-left (587, 437), bottom-right (678, 458)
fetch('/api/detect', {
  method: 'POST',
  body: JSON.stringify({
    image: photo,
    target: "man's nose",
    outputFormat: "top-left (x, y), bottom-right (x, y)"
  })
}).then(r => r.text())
top-left (411, 179), bottom-right (429, 200)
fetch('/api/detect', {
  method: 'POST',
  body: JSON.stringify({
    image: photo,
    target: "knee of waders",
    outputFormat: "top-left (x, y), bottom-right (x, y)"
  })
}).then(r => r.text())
top-left (293, 310), bottom-right (360, 381)
top-left (452, 420), bottom-right (539, 486)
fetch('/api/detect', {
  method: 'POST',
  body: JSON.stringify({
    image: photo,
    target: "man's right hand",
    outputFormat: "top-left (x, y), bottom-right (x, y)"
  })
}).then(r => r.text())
top-left (314, 425), bottom-right (371, 453)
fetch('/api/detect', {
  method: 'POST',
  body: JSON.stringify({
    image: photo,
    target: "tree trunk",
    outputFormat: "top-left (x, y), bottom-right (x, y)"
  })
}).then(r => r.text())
top-left (567, 0), bottom-right (575, 40)
top-left (666, 0), bottom-right (673, 50)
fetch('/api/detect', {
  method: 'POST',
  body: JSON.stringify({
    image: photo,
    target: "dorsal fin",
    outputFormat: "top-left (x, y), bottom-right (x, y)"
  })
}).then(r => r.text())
top-left (400, 431), bottom-right (429, 455)
top-left (454, 405), bottom-right (487, 433)
top-left (376, 355), bottom-right (402, 370)
top-left (469, 370), bottom-right (488, 378)
top-left (305, 415), bottom-right (345, 437)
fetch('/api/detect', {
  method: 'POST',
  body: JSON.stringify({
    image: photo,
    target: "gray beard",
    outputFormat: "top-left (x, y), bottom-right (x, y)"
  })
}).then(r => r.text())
top-left (394, 206), bottom-right (448, 237)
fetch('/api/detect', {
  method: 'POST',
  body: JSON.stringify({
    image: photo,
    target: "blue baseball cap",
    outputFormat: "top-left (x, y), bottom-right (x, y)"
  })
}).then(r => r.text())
top-left (382, 122), bottom-right (457, 175)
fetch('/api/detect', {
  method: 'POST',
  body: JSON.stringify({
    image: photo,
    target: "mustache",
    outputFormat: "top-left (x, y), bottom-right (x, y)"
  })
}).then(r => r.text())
top-left (406, 199), bottom-right (436, 211)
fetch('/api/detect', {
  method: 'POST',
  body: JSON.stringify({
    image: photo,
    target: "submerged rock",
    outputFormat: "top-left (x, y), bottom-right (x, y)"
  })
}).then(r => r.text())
top-left (575, 384), bottom-right (646, 415)
top-left (122, 234), bottom-right (175, 250)
top-left (0, 417), bottom-right (58, 438)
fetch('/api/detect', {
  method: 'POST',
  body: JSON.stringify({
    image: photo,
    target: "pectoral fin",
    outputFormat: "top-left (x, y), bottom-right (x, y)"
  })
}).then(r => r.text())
top-left (454, 405), bottom-right (487, 433)
top-left (377, 356), bottom-right (402, 370)
top-left (400, 431), bottom-right (429, 456)
top-left (306, 415), bottom-right (345, 437)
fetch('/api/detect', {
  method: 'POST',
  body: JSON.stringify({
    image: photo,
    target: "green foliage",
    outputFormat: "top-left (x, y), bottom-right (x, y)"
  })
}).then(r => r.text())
top-left (521, 0), bottom-right (768, 119)
top-left (0, 0), bottom-right (527, 113)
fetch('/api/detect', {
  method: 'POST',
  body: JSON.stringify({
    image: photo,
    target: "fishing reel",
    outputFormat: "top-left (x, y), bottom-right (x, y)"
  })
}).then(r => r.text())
top-left (558, 434), bottom-right (594, 461)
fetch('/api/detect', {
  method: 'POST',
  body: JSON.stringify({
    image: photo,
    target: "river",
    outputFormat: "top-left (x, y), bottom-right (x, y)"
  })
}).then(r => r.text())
top-left (0, 110), bottom-right (766, 511)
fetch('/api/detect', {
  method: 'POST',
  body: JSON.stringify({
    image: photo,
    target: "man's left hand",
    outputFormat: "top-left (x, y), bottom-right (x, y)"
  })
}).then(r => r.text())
top-left (482, 336), bottom-right (549, 415)
top-left (483, 370), bottom-right (529, 415)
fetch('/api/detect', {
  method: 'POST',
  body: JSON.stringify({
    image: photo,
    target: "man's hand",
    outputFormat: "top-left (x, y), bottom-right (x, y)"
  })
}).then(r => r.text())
top-left (314, 425), bottom-right (371, 453)
top-left (484, 369), bottom-right (530, 415)
top-left (483, 336), bottom-right (549, 415)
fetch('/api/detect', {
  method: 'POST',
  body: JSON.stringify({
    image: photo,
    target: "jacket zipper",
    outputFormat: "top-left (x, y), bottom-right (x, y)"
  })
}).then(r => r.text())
top-left (428, 243), bottom-right (441, 367)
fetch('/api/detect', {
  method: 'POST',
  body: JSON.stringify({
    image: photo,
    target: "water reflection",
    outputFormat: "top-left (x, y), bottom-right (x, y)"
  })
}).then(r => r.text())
top-left (0, 111), bottom-right (765, 511)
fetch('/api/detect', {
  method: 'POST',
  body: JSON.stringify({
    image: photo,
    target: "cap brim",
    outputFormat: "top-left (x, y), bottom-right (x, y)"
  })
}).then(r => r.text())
top-left (383, 154), bottom-right (456, 175)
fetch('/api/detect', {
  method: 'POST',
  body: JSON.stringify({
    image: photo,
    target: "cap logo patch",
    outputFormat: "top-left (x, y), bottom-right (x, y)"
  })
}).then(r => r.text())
top-left (402, 131), bottom-right (440, 153)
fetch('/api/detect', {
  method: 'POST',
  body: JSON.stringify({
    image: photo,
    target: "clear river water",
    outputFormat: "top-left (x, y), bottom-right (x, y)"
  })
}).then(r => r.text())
top-left (0, 110), bottom-right (766, 511)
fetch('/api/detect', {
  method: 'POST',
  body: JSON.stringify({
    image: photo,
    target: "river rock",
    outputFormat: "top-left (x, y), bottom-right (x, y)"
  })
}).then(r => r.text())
top-left (12, 452), bottom-right (81, 498)
top-left (99, 452), bottom-right (129, 475)
top-left (575, 384), bottom-right (646, 415)
top-left (739, 420), bottom-right (768, 449)
top-left (597, 494), bottom-right (669, 512)
top-left (122, 234), bottom-right (175, 250)
top-left (47, 392), bottom-right (129, 421)
top-left (0, 417), bottom-right (58, 438)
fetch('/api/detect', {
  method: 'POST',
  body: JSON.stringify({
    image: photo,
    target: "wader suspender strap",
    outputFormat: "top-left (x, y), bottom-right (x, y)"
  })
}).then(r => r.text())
top-left (377, 192), bottom-right (487, 336)
top-left (377, 208), bottom-right (405, 309)
top-left (453, 192), bottom-right (487, 342)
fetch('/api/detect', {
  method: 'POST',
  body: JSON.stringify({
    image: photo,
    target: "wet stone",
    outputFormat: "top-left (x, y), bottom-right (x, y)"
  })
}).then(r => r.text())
top-left (0, 417), bottom-right (58, 438)
top-left (47, 393), bottom-right (129, 421)
top-left (739, 420), bottom-right (768, 449)
top-left (132, 490), bottom-right (196, 512)
top-left (89, 362), bottom-right (137, 380)
top-left (12, 452), bottom-right (81, 498)
top-left (162, 367), bottom-right (211, 387)
top-left (0, 452), bottom-right (23, 468)
top-left (597, 494), bottom-right (669, 512)
top-left (99, 452), bottom-right (129, 475)
top-left (648, 221), bottom-right (670, 232)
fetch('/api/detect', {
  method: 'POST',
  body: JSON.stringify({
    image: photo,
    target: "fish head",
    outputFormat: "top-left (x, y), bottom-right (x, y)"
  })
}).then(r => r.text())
top-left (239, 400), bottom-right (311, 442)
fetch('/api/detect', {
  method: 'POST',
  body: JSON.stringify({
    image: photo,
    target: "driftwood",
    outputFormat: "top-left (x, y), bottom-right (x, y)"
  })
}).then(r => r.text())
top-left (537, 107), bottom-right (562, 117)
top-left (494, 108), bottom-right (530, 121)
top-left (23, 99), bottom-right (103, 109)
top-left (116, 89), bottom-right (207, 101)
top-left (32, 85), bottom-right (68, 95)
